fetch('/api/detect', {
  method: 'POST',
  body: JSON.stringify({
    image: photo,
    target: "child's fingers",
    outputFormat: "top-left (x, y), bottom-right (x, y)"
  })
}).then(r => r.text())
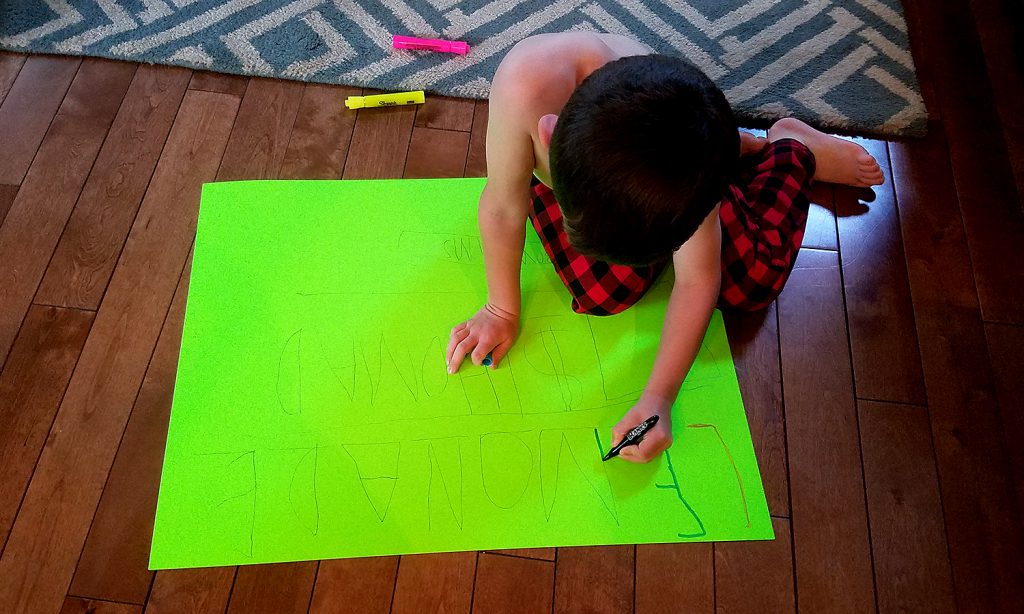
top-left (445, 323), bottom-right (469, 364)
top-left (447, 335), bottom-right (477, 374)
top-left (470, 341), bottom-right (495, 366)
top-left (489, 339), bottom-right (515, 368)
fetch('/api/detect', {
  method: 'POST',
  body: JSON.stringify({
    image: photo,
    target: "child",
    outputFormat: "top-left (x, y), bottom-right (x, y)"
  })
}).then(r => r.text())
top-left (444, 33), bottom-right (884, 463)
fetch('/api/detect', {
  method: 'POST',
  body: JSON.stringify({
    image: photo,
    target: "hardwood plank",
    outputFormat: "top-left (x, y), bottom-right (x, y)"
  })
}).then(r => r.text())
top-left (723, 304), bottom-right (788, 516)
top-left (837, 140), bottom-right (926, 405)
top-left (487, 548), bottom-right (556, 561)
top-left (801, 183), bottom-right (837, 251)
top-left (69, 253), bottom-right (192, 603)
top-left (464, 101), bottom-right (488, 178)
top-left (968, 0), bottom-right (1024, 205)
top-left (0, 55), bottom-right (81, 185)
top-left (216, 78), bottom-right (304, 181)
top-left (279, 83), bottom-right (360, 180)
top-left (890, 130), bottom-right (1024, 612)
top-left (554, 546), bottom-right (632, 614)
top-left (777, 248), bottom-right (875, 613)
top-left (0, 306), bottom-right (93, 551)
top-left (309, 556), bottom-right (398, 614)
top-left (145, 568), bottom-right (235, 614)
top-left (985, 323), bottom-right (1024, 515)
top-left (0, 183), bottom-right (16, 229)
top-left (404, 126), bottom-right (471, 179)
top-left (859, 400), bottom-right (956, 614)
top-left (342, 97), bottom-right (416, 180)
top-left (226, 562), bottom-right (317, 614)
top-left (636, 543), bottom-right (712, 613)
top-left (188, 71), bottom-right (248, 96)
top-left (0, 52), bottom-right (26, 107)
top-left (715, 517), bottom-right (795, 614)
top-left (472, 552), bottom-right (554, 614)
top-left (0, 58), bottom-right (135, 371)
top-left (391, 552), bottom-right (476, 614)
top-left (36, 64), bottom-right (192, 311)
top-left (0, 90), bottom-right (239, 614)
top-left (905, 0), bottom-right (1024, 323)
top-left (60, 596), bottom-right (142, 614)
top-left (415, 96), bottom-right (475, 132)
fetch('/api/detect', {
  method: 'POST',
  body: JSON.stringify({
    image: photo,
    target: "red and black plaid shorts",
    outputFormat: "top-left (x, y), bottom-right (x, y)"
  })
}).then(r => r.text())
top-left (528, 138), bottom-right (815, 315)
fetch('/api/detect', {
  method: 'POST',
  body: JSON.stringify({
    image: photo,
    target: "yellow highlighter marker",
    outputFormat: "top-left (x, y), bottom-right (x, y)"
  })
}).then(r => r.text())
top-left (345, 90), bottom-right (425, 109)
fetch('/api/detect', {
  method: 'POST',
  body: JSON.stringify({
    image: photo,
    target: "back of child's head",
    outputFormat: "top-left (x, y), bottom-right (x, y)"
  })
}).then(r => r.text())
top-left (549, 54), bottom-right (738, 266)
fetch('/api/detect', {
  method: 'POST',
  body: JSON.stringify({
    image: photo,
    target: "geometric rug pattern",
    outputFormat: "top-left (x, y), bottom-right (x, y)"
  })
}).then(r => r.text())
top-left (0, 0), bottom-right (928, 136)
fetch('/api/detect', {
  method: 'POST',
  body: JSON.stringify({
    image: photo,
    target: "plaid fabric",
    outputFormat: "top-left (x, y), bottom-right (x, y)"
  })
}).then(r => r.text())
top-left (528, 181), bottom-right (668, 316)
top-left (719, 138), bottom-right (815, 310)
top-left (528, 138), bottom-right (815, 315)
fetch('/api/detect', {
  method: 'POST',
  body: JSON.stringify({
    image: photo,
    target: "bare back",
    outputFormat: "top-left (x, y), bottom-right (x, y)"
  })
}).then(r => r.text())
top-left (486, 33), bottom-right (653, 195)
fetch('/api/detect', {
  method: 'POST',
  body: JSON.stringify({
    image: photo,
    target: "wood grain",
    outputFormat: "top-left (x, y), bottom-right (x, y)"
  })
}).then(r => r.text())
top-left (0, 183), bottom-right (16, 229)
top-left (0, 58), bottom-right (135, 372)
top-left (715, 518), bottom-right (795, 614)
top-left (0, 52), bottom-right (26, 107)
top-left (188, 71), bottom-right (248, 96)
top-left (554, 546), bottom-right (633, 614)
top-left (216, 78), bottom-right (304, 181)
top-left (36, 64), bottom-right (192, 310)
top-left (636, 543), bottom-right (712, 613)
top-left (60, 596), bottom-right (141, 614)
top-left (464, 101), bottom-right (488, 178)
top-left (0, 306), bottom-right (93, 551)
top-left (968, 0), bottom-right (1024, 207)
top-left (837, 140), bottom-right (925, 405)
top-left (69, 254), bottom-right (192, 603)
top-left (907, 0), bottom-right (1024, 323)
top-left (0, 90), bottom-right (238, 614)
top-left (391, 552), bottom-right (477, 614)
top-left (891, 129), bottom-right (1024, 613)
top-left (404, 126), bottom-right (471, 179)
top-left (723, 304), bottom-right (788, 516)
top-left (985, 323), bottom-right (1024, 516)
top-left (309, 556), bottom-right (398, 614)
top-left (777, 248), bottom-right (875, 613)
top-left (0, 55), bottom-right (81, 185)
top-left (279, 83), bottom-right (360, 180)
top-left (342, 97), bottom-right (416, 180)
top-left (415, 96), bottom-right (475, 132)
top-left (859, 400), bottom-right (956, 614)
top-left (487, 548), bottom-right (555, 561)
top-left (472, 552), bottom-right (553, 614)
top-left (146, 568), bottom-right (235, 614)
top-left (801, 183), bottom-right (837, 251)
top-left (226, 562), bottom-right (318, 614)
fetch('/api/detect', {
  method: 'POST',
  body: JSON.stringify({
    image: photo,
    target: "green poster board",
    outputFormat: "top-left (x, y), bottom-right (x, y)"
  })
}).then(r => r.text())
top-left (149, 178), bottom-right (772, 569)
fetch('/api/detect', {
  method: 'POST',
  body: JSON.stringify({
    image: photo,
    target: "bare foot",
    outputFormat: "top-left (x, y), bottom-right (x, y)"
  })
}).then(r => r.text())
top-left (739, 131), bottom-right (768, 156)
top-left (767, 118), bottom-right (884, 187)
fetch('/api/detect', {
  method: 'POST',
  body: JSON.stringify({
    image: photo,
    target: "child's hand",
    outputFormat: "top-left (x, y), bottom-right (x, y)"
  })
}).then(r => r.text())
top-left (610, 397), bottom-right (674, 463)
top-left (445, 303), bottom-right (519, 374)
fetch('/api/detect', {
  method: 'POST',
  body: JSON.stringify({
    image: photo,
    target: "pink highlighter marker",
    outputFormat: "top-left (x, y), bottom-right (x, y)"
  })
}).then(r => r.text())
top-left (392, 35), bottom-right (469, 55)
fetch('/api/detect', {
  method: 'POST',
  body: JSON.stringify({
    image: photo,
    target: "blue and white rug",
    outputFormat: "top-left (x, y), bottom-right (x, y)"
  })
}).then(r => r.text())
top-left (0, 0), bottom-right (927, 136)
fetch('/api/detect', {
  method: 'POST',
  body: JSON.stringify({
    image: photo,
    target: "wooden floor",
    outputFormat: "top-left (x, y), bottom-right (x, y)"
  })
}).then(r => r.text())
top-left (1, 0), bottom-right (1022, 612)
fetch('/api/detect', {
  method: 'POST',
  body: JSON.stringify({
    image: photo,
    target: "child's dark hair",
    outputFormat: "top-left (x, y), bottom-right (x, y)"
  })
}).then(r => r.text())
top-left (549, 54), bottom-right (738, 266)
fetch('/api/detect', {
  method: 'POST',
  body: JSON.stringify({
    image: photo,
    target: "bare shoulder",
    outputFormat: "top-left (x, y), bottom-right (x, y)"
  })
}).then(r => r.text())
top-left (492, 32), bottom-right (649, 96)
top-left (489, 32), bottom-right (651, 134)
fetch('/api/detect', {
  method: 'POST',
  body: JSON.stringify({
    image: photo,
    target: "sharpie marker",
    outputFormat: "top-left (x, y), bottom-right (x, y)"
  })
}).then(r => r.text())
top-left (345, 90), bottom-right (425, 109)
top-left (602, 415), bottom-right (659, 461)
top-left (393, 35), bottom-right (469, 55)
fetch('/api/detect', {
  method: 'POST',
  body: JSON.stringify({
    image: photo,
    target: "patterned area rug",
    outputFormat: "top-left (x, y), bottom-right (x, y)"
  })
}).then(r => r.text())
top-left (0, 0), bottom-right (927, 136)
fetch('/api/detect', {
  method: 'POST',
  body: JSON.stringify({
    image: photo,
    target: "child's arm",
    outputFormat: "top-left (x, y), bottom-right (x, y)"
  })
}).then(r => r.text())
top-left (445, 56), bottom-right (539, 373)
top-left (611, 206), bottom-right (723, 463)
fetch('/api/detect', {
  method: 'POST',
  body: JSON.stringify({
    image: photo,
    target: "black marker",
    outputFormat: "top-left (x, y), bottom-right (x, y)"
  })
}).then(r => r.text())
top-left (602, 415), bottom-right (660, 461)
